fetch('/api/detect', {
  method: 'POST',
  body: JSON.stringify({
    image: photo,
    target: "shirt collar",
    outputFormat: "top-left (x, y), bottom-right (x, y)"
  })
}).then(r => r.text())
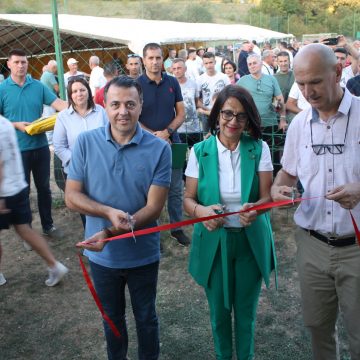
top-left (105, 122), bottom-right (144, 146)
top-left (143, 72), bottom-right (165, 84)
top-left (7, 74), bottom-right (33, 87)
top-left (308, 88), bottom-right (352, 124)
top-left (67, 105), bottom-right (99, 115)
top-left (216, 134), bottom-right (240, 153)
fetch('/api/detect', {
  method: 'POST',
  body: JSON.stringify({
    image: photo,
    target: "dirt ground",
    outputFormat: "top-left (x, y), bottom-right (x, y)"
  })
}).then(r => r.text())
top-left (0, 197), bottom-right (351, 360)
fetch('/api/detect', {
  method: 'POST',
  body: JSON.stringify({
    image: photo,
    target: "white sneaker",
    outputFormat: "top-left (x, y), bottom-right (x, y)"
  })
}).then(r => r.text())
top-left (45, 261), bottom-right (68, 287)
top-left (0, 272), bottom-right (7, 286)
top-left (23, 241), bottom-right (33, 251)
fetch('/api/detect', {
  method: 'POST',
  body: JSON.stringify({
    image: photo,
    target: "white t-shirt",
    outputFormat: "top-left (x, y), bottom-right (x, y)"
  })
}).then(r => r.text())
top-left (185, 59), bottom-right (201, 82)
top-left (177, 79), bottom-right (201, 134)
top-left (261, 63), bottom-right (274, 75)
top-left (288, 82), bottom-right (311, 111)
top-left (0, 116), bottom-right (28, 197)
top-left (340, 65), bottom-right (355, 88)
top-left (64, 71), bottom-right (85, 88)
top-left (89, 66), bottom-right (106, 96)
top-left (185, 136), bottom-right (273, 227)
top-left (197, 72), bottom-right (230, 110)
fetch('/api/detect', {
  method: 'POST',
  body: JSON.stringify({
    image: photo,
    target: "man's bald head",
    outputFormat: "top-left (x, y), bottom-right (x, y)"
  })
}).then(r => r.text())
top-left (293, 43), bottom-right (343, 115)
top-left (294, 43), bottom-right (337, 72)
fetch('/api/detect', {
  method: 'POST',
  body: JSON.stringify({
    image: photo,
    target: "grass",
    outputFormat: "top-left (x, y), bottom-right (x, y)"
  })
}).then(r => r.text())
top-left (0, 202), bottom-right (351, 360)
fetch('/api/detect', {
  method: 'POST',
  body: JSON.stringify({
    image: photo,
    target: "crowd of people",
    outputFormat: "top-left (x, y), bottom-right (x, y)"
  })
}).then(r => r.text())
top-left (0, 36), bottom-right (360, 360)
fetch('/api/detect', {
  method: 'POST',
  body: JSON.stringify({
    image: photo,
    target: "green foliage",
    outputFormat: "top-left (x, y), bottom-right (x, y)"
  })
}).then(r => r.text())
top-left (248, 0), bottom-right (359, 38)
top-left (182, 4), bottom-right (213, 23)
top-left (141, 1), bottom-right (213, 23)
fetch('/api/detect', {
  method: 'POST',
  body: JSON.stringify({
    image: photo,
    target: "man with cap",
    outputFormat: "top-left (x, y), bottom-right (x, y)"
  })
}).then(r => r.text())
top-left (64, 58), bottom-right (85, 88)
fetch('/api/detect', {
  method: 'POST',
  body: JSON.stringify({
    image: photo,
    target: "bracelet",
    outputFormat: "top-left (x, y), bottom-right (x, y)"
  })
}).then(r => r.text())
top-left (280, 115), bottom-right (286, 118)
top-left (102, 227), bottom-right (114, 238)
top-left (193, 204), bottom-right (199, 217)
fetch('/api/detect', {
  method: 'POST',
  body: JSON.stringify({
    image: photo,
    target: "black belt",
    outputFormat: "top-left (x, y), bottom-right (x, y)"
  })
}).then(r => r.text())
top-left (302, 228), bottom-right (356, 247)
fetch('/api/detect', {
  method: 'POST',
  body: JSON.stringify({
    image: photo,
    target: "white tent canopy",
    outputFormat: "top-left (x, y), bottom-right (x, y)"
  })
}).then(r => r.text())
top-left (0, 14), bottom-right (293, 55)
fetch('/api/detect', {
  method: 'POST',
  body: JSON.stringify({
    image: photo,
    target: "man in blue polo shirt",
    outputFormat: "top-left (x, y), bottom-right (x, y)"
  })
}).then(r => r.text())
top-left (137, 42), bottom-right (190, 247)
top-left (0, 49), bottom-right (67, 238)
top-left (66, 76), bottom-right (171, 360)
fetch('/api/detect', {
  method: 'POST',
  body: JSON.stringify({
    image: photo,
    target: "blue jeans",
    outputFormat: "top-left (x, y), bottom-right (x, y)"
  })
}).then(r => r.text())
top-left (168, 168), bottom-right (183, 231)
top-left (89, 261), bottom-right (160, 360)
top-left (21, 146), bottom-right (53, 231)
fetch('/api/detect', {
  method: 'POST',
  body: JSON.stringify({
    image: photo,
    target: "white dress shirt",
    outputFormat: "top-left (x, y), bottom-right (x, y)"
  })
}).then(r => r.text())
top-left (185, 136), bottom-right (273, 227)
top-left (281, 89), bottom-right (360, 236)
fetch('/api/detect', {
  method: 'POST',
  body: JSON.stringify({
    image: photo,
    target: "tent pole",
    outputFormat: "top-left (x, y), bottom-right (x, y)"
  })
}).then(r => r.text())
top-left (51, 0), bottom-right (66, 100)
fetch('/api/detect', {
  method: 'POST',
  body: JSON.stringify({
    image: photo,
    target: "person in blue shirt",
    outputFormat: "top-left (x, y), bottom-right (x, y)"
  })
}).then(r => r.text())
top-left (137, 42), bottom-right (189, 246)
top-left (66, 76), bottom-right (172, 360)
top-left (0, 49), bottom-right (67, 237)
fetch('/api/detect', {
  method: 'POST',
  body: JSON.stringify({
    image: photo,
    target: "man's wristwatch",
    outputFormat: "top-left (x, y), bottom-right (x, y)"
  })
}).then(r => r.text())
top-left (167, 127), bottom-right (174, 136)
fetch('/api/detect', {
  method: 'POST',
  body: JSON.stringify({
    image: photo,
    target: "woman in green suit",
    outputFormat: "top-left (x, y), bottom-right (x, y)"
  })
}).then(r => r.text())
top-left (184, 85), bottom-right (277, 360)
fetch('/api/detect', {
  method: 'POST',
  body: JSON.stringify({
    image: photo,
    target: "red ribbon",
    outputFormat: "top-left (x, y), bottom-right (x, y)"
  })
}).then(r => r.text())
top-left (77, 197), bottom-right (309, 246)
top-left (77, 197), bottom-right (360, 338)
top-left (77, 253), bottom-right (121, 338)
top-left (350, 211), bottom-right (360, 246)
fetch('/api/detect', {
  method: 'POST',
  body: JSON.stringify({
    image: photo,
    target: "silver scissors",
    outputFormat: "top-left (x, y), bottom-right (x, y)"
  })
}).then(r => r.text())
top-left (127, 213), bottom-right (136, 243)
top-left (291, 187), bottom-right (296, 205)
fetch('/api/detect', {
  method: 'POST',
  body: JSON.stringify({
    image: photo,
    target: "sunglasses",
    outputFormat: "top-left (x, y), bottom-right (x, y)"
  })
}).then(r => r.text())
top-left (127, 54), bottom-right (140, 58)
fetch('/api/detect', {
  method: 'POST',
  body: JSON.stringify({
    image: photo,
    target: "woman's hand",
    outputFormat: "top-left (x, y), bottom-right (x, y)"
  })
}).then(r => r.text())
top-left (239, 203), bottom-right (257, 227)
top-left (197, 204), bottom-right (226, 232)
top-left (76, 229), bottom-right (109, 252)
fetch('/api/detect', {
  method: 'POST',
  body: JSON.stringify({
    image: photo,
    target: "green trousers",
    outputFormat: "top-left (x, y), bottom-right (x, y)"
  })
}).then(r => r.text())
top-left (205, 230), bottom-right (262, 360)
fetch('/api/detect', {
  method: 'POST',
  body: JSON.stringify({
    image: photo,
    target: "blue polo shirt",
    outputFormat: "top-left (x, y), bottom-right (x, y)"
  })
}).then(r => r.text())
top-left (0, 75), bottom-right (57, 151)
top-left (68, 122), bottom-right (172, 269)
top-left (137, 72), bottom-right (183, 142)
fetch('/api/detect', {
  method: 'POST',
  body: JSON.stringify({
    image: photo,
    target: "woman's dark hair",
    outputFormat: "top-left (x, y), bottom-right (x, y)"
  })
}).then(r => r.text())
top-left (208, 85), bottom-right (262, 140)
top-left (67, 77), bottom-right (95, 111)
top-left (222, 59), bottom-right (237, 73)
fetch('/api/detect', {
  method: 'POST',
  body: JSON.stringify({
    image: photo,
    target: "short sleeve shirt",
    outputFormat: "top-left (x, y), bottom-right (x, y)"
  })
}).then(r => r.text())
top-left (137, 73), bottom-right (183, 140)
top-left (237, 74), bottom-right (282, 127)
top-left (0, 75), bottom-right (57, 151)
top-left (40, 71), bottom-right (58, 95)
top-left (67, 123), bottom-right (172, 269)
top-left (0, 116), bottom-right (27, 197)
top-left (281, 89), bottom-right (360, 236)
top-left (177, 79), bottom-right (201, 133)
top-left (196, 71), bottom-right (230, 110)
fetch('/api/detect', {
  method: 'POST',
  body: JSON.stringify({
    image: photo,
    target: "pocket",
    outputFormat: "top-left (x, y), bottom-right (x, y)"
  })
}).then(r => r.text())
top-left (298, 142), bottom-right (319, 176)
top-left (344, 140), bottom-right (360, 175)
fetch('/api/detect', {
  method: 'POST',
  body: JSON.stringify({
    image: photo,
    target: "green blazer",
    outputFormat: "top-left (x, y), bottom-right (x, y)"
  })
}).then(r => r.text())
top-left (188, 135), bottom-right (277, 307)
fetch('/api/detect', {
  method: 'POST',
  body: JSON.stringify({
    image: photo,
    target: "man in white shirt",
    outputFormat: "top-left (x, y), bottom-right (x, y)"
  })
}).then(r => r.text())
top-left (197, 52), bottom-right (230, 132)
top-left (64, 58), bottom-right (85, 88)
top-left (172, 58), bottom-right (202, 146)
top-left (286, 82), bottom-right (311, 115)
top-left (185, 48), bottom-right (201, 82)
top-left (261, 50), bottom-right (276, 75)
top-left (271, 43), bottom-right (360, 360)
top-left (89, 55), bottom-right (107, 97)
top-left (0, 115), bottom-right (68, 287)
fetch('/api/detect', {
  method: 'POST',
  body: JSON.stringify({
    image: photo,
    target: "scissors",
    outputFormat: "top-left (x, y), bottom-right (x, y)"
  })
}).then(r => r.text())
top-left (126, 213), bottom-right (136, 243)
top-left (291, 187), bottom-right (296, 205)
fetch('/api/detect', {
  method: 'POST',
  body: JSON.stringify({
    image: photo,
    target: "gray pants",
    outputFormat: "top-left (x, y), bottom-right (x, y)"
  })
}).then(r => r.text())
top-left (295, 227), bottom-right (360, 360)
top-left (167, 168), bottom-right (183, 231)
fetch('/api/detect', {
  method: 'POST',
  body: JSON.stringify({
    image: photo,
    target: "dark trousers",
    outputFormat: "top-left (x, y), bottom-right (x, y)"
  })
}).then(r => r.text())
top-left (89, 261), bottom-right (160, 360)
top-left (21, 146), bottom-right (53, 231)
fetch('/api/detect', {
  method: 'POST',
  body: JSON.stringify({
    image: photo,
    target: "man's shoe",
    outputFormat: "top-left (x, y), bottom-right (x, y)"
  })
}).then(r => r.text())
top-left (170, 230), bottom-right (190, 247)
top-left (0, 272), bottom-right (7, 286)
top-left (43, 226), bottom-right (64, 239)
top-left (45, 261), bottom-right (68, 287)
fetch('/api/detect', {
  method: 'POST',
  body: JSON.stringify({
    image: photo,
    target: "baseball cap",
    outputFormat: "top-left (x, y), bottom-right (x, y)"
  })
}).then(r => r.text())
top-left (67, 58), bottom-right (78, 66)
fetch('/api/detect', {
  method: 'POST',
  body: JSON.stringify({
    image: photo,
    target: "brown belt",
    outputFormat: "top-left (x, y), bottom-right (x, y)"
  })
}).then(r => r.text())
top-left (302, 228), bottom-right (356, 247)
